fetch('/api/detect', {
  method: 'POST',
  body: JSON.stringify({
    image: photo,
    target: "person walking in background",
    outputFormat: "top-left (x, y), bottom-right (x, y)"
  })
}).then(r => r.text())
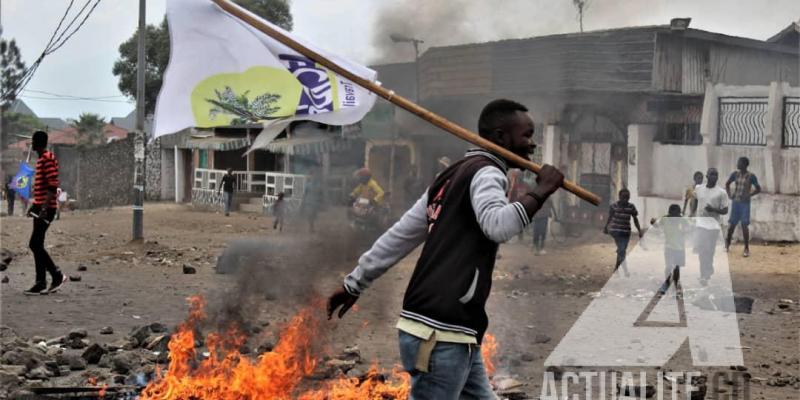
top-left (694, 167), bottom-right (729, 286)
top-left (683, 171), bottom-right (704, 216)
top-left (725, 157), bottom-right (760, 257)
top-left (603, 188), bottom-right (643, 276)
top-left (4, 176), bottom-right (15, 216)
top-left (25, 131), bottom-right (65, 295)
top-left (301, 174), bottom-right (323, 232)
top-left (217, 168), bottom-right (236, 216)
top-left (403, 166), bottom-right (423, 210)
top-left (55, 188), bottom-right (68, 220)
top-left (532, 196), bottom-right (556, 255)
top-left (273, 192), bottom-right (286, 231)
top-left (650, 204), bottom-right (690, 294)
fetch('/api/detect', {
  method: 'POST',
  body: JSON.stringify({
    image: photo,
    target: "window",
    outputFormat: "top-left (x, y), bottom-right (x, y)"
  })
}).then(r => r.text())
top-left (655, 122), bottom-right (703, 145)
top-left (783, 97), bottom-right (800, 148)
top-left (718, 97), bottom-right (768, 146)
top-left (199, 149), bottom-right (208, 168)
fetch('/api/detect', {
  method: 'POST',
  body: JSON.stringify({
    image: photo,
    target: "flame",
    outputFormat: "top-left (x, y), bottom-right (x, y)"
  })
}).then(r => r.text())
top-left (481, 334), bottom-right (497, 377)
top-left (298, 365), bottom-right (410, 400)
top-left (141, 296), bottom-right (499, 399)
top-left (140, 296), bottom-right (413, 399)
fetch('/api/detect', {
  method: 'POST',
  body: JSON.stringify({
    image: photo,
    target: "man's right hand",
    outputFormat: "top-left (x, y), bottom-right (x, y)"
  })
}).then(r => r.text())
top-left (534, 164), bottom-right (564, 196)
top-left (327, 286), bottom-right (359, 319)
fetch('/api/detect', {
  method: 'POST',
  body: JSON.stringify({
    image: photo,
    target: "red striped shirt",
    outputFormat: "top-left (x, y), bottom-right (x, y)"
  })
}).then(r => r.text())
top-left (33, 151), bottom-right (59, 208)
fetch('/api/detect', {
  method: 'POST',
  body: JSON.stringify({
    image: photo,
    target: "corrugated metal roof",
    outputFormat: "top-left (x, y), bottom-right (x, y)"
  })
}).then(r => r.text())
top-left (185, 136), bottom-right (250, 151)
top-left (263, 137), bottom-right (352, 156)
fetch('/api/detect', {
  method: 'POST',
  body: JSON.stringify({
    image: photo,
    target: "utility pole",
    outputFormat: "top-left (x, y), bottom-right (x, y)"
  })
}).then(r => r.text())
top-left (132, 0), bottom-right (145, 240)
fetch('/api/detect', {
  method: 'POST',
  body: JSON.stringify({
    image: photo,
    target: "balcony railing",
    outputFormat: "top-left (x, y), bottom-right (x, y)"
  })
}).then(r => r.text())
top-left (193, 168), bottom-right (310, 212)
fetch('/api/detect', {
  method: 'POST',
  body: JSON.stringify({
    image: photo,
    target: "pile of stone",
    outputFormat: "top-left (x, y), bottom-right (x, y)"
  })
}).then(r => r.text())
top-left (0, 323), bottom-right (173, 398)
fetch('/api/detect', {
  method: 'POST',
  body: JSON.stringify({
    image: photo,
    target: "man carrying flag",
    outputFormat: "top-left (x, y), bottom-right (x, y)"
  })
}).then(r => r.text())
top-left (328, 99), bottom-right (565, 399)
top-left (24, 131), bottom-right (65, 295)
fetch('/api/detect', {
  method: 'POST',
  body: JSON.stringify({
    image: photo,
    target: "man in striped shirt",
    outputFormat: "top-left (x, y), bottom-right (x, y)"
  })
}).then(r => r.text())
top-left (603, 188), bottom-right (643, 276)
top-left (24, 131), bottom-right (65, 295)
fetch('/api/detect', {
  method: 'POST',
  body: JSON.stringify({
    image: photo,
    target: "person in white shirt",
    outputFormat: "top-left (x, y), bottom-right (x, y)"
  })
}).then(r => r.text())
top-left (56, 188), bottom-right (68, 220)
top-left (693, 168), bottom-right (729, 285)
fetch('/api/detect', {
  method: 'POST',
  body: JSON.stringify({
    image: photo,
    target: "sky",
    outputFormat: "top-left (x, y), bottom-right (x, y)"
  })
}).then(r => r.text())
top-left (3, 0), bottom-right (799, 121)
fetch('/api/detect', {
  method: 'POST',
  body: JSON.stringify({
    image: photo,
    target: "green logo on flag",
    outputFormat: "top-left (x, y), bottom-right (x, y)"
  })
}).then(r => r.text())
top-left (191, 66), bottom-right (301, 126)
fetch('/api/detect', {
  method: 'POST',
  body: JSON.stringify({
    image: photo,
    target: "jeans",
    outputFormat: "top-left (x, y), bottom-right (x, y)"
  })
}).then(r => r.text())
top-left (222, 191), bottom-right (232, 215)
top-left (398, 331), bottom-right (497, 400)
top-left (610, 231), bottom-right (631, 271)
top-left (695, 227), bottom-right (719, 280)
top-left (29, 209), bottom-right (61, 285)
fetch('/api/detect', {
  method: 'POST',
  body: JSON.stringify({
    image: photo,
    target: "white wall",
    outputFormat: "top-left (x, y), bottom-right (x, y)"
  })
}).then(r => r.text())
top-left (161, 148), bottom-right (176, 201)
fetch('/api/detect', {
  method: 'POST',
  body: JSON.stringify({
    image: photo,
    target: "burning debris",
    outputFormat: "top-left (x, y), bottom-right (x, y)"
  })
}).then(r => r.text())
top-left (140, 296), bottom-right (411, 400)
top-left (0, 292), bottom-right (516, 399)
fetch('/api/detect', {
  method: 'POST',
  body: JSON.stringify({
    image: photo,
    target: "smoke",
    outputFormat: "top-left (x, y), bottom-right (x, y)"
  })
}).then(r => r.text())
top-left (205, 230), bottom-right (371, 334)
top-left (368, 0), bottom-right (742, 64)
top-left (369, 0), bottom-right (582, 63)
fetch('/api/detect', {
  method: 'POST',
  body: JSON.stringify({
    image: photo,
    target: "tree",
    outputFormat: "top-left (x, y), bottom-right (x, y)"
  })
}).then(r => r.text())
top-left (1, 39), bottom-right (26, 110)
top-left (112, 0), bottom-right (293, 115)
top-left (1, 38), bottom-right (28, 150)
top-left (234, 0), bottom-right (293, 31)
top-left (3, 112), bottom-right (44, 143)
top-left (72, 113), bottom-right (106, 147)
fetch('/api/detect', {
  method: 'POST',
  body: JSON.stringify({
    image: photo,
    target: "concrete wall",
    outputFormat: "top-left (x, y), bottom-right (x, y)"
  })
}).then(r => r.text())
top-left (144, 138), bottom-right (162, 201)
top-left (160, 147), bottom-right (175, 201)
top-left (52, 145), bottom-right (79, 196)
top-left (76, 137), bottom-right (134, 209)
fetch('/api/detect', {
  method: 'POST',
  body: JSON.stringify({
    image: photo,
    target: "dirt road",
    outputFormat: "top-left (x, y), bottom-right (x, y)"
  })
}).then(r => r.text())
top-left (1, 204), bottom-right (797, 399)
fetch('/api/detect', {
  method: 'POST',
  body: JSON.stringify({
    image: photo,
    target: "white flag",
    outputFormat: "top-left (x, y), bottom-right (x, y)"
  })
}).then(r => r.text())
top-left (153, 0), bottom-right (378, 141)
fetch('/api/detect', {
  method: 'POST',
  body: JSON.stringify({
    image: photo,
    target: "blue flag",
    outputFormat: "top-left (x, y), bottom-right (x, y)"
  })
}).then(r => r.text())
top-left (11, 162), bottom-right (34, 201)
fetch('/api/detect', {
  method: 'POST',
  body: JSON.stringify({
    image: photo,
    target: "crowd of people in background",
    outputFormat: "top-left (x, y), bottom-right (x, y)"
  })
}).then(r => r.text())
top-left (599, 156), bottom-right (761, 288)
top-left (127, 147), bottom-right (761, 272)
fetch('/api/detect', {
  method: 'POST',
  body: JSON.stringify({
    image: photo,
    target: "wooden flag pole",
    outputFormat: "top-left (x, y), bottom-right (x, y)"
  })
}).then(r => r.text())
top-left (211, 0), bottom-right (601, 206)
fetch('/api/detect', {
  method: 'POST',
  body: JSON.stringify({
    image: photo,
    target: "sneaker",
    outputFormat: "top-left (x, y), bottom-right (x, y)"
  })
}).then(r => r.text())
top-left (699, 278), bottom-right (708, 287)
top-left (539, 249), bottom-right (548, 255)
top-left (24, 284), bottom-right (47, 296)
top-left (46, 272), bottom-right (66, 294)
top-left (743, 248), bottom-right (750, 258)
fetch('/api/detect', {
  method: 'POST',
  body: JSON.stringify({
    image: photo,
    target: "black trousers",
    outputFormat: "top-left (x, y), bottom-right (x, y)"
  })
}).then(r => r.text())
top-left (29, 209), bottom-right (59, 284)
top-left (6, 192), bottom-right (15, 215)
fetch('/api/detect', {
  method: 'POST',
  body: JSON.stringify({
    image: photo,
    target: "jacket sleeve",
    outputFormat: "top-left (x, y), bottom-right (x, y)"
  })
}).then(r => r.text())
top-left (343, 191), bottom-right (429, 295)
top-left (470, 166), bottom-right (530, 243)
